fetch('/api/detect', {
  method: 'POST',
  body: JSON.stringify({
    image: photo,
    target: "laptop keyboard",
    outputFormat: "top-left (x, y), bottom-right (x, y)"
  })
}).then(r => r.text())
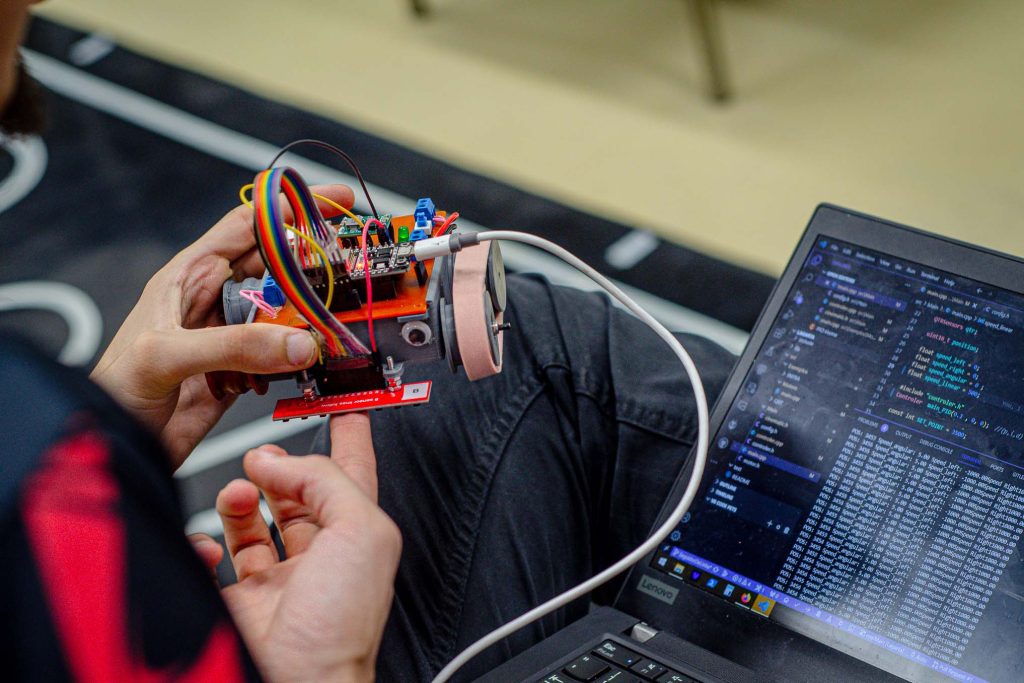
top-left (539, 640), bottom-right (703, 683)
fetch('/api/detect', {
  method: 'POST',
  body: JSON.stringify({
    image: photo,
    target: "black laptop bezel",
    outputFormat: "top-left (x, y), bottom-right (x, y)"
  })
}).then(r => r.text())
top-left (614, 203), bottom-right (1024, 682)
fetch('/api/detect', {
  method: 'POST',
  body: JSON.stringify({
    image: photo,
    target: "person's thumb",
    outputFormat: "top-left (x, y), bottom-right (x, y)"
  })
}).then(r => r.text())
top-left (141, 323), bottom-right (317, 390)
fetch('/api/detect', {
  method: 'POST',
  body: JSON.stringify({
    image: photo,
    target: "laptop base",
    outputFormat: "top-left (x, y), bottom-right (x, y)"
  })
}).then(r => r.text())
top-left (474, 607), bottom-right (762, 683)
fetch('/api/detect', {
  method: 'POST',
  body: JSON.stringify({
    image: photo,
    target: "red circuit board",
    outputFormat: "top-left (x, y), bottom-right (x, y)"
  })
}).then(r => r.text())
top-left (272, 381), bottom-right (432, 421)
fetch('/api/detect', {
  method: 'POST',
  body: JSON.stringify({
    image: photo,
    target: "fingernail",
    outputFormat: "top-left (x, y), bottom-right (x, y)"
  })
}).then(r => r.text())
top-left (287, 332), bottom-right (315, 365)
top-left (251, 447), bottom-right (276, 459)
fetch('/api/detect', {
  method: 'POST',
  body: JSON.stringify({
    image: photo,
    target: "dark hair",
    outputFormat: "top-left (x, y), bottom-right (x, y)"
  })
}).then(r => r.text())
top-left (1, 58), bottom-right (46, 137)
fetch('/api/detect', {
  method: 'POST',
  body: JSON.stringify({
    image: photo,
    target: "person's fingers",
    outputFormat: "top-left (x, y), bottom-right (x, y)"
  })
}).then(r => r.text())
top-left (256, 445), bottom-right (322, 557)
top-left (229, 247), bottom-right (268, 281)
top-left (243, 449), bottom-right (375, 529)
top-left (308, 183), bottom-right (357, 218)
top-left (133, 324), bottom-right (317, 394)
top-left (254, 445), bottom-right (320, 553)
top-left (216, 477), bottom-right (278, 581)
top-left (328, 413), bottom-right (378, 504)
top-left (189, 533), bottom-right (224, 579)
top-left (191, 184), bottom-right (356, 262)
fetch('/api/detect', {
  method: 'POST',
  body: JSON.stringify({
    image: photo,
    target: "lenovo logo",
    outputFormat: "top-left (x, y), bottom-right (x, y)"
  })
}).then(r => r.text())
top-left (637, 575), bottom-right (679, 605)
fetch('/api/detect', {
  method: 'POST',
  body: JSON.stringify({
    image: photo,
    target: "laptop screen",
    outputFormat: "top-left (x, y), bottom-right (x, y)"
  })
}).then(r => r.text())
top-left (649, 236), bottom-right (1024, 683)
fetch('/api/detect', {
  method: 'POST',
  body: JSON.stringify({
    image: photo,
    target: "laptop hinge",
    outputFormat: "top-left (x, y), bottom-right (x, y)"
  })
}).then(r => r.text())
top-left (629, 622), bottom-right (659, 644)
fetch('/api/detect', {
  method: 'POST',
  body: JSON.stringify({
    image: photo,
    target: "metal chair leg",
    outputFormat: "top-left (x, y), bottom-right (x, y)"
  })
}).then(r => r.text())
top-left (688, 0), bottom-right (732, 102)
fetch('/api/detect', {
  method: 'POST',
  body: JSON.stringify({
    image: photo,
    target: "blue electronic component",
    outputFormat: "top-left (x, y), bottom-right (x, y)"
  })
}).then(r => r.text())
top-left (408, 227), bottom-right (431, 242)
top-left (262, 273), bottom-right (286, 307)
top-left (414, 197), bottom-right (435, 229)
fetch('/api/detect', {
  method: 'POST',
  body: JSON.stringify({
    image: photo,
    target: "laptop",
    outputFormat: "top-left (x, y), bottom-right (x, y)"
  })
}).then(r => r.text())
top-left (476, 204), bottom-right (1024, 683)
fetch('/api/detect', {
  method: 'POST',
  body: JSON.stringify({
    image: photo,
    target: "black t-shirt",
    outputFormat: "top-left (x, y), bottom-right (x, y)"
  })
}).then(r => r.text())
top-left (0, 334), bottom-right (259, 681)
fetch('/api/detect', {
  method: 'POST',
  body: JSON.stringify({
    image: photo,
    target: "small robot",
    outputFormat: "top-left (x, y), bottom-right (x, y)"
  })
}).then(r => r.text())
top-left (206, 165), bottom-right (507, 421)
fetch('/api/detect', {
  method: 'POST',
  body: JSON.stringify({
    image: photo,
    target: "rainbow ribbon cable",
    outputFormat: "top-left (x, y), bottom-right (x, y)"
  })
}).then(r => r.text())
top-left (252, 166), bottom-right (370, 357)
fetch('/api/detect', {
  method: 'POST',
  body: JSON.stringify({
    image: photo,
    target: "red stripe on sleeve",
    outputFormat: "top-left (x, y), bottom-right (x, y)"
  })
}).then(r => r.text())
top-left (21, 430), bottom-right (246, 682)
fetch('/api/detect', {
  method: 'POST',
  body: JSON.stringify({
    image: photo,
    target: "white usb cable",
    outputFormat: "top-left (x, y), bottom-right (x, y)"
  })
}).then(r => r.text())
top-left (416, 231), bottom-right (711, 683)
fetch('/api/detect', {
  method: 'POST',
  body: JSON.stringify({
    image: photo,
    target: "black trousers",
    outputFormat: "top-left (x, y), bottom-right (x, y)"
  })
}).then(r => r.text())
top-left (314, 275), bottom-right (737, 681)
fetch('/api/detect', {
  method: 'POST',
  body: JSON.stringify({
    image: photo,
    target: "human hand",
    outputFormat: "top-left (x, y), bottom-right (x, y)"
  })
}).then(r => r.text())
top-left (189, 413), bottom-right (400, 683)
top-left (90, 185), bottom-right (355, 469)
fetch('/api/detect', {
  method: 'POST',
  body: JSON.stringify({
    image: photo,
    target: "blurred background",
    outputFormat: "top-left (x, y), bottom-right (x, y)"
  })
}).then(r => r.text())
top-left (31, 0), bottom-right (1024, 272)
top-left (2, 0), bottom-right (1022, 541)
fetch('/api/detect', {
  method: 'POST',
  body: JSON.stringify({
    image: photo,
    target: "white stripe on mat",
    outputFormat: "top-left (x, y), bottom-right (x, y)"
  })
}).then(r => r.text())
top-left (0, 134), bottom-right (47, 214)
top-left (175, 414), bottom-right (326, 479)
